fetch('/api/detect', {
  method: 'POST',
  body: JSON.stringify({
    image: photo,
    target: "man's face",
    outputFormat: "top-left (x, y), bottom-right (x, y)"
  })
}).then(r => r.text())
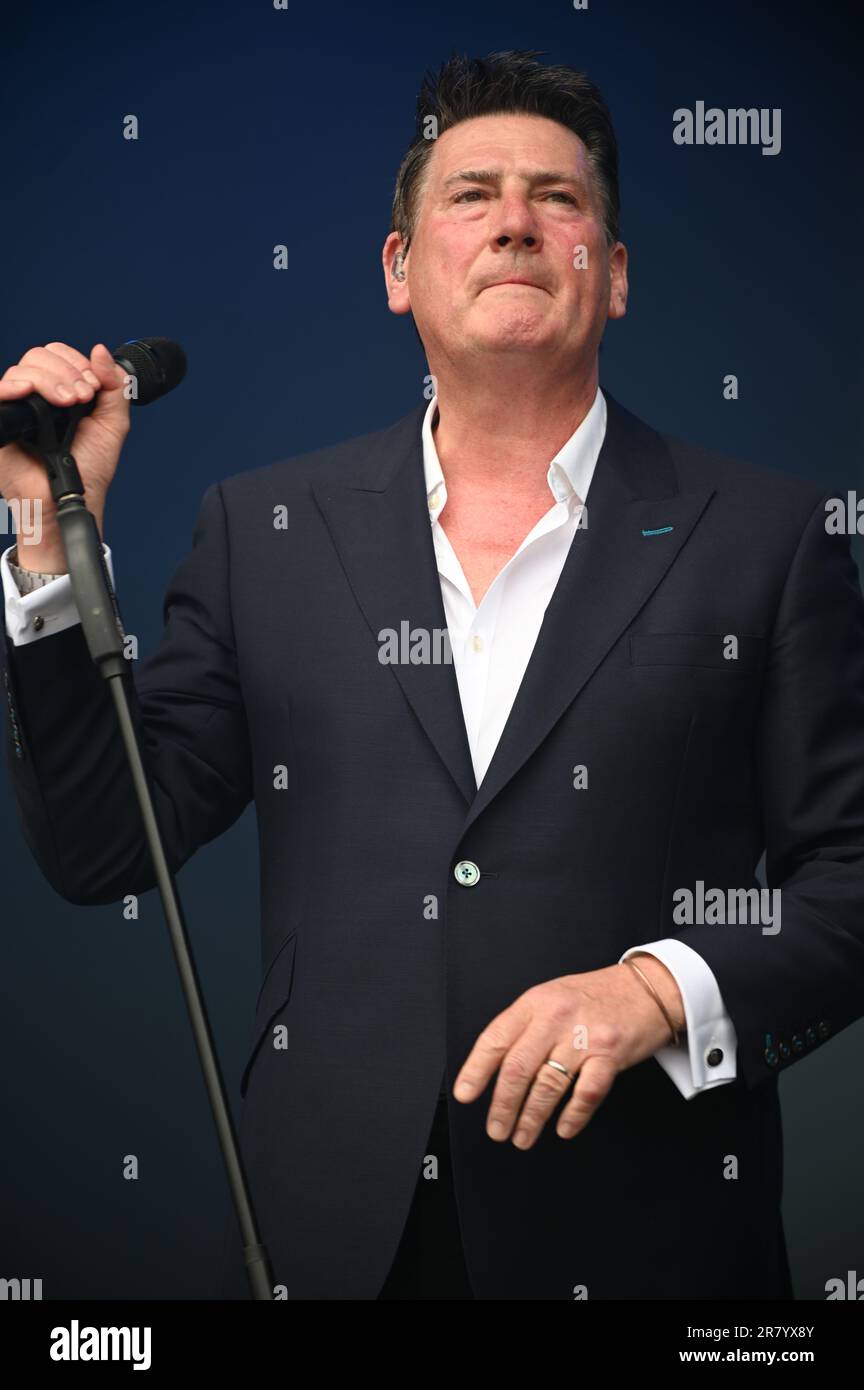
top-left (383, 112), bottom-right (628, 368)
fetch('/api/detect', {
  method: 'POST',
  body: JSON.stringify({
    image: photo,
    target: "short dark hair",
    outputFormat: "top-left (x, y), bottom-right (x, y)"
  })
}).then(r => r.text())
top-left (391, 49), bottom-right (621, 256)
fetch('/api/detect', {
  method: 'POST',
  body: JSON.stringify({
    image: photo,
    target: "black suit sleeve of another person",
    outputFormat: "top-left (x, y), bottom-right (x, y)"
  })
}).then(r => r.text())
top-left (0, 482), bottom-right (253, 904)
top-left (666, 493), bottom-right (864, 1089)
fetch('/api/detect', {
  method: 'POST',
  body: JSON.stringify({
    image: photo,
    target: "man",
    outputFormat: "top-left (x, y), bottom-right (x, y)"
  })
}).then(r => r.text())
top-left (1, 51), bottom-right (863, 1301)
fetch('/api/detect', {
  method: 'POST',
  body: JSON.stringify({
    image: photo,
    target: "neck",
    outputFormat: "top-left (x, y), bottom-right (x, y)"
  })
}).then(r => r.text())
top-left (430, 361), bottom-right (599, 491)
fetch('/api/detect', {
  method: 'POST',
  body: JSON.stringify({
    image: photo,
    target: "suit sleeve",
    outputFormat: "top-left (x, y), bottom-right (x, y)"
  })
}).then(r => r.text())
top-left (0, 482), bottom-right (253, 905)
top-left (661, 492), bottom-right (864, 1089)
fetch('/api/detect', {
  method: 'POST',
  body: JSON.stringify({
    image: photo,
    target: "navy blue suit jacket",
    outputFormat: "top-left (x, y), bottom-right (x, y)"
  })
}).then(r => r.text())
top-left (4, 390), bottom-right (864, 1298)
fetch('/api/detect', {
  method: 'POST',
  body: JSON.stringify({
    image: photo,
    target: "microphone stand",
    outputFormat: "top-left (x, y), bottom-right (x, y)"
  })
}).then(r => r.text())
top-left (22, 396), bottom-right (275, 1301)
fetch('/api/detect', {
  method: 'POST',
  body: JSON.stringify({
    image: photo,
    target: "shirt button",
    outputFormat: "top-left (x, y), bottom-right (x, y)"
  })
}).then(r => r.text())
top-left (471, 635), bottom-right (484, 653)
top-left (429, 488), bottom-right (442, 509)
top-left (454, 860), bottom-right (481, 887)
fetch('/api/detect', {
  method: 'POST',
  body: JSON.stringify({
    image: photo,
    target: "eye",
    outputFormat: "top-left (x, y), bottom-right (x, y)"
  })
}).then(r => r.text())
top-left (451, 189), bottom-right (579, 205)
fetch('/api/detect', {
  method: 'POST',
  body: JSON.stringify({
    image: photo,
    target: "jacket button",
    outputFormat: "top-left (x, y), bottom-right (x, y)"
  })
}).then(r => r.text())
top-left (454, 860), bottom-right (480, 887)
top-left (764, 1048), bottom-right (779, 1067)
top-left (792, 1034), bottom-right (804, 1053)
top-left (817, 1020), bottom-right (830, 1039)
top-left (778, 1041), bottom-right (791, 1060)
top-left (805, 1026), bottom-right (817, 1046)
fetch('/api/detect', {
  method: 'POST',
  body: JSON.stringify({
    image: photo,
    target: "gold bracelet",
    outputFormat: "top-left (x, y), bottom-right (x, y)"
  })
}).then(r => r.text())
top-left (624, 958), bottom-right (681, 1047)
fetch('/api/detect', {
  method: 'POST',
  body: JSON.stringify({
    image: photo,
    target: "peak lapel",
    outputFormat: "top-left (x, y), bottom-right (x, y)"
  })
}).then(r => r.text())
top-left (312, 406), bottom-right (477, 806)
top-left (461, 393), bottom-right (717, 833)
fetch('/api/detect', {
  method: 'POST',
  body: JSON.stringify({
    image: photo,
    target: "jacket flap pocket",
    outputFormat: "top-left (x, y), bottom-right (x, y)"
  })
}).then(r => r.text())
top-left (240, 928), bottom-right (299, 1098)
top-left (629, 631), bottom-right (766, 670)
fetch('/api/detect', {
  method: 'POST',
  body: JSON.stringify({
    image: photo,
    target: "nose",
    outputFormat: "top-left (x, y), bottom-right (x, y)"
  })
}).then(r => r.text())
top-left (496, 233), bottom-right (538, 248)
top-left (491, 192), bottom-right (542, 252)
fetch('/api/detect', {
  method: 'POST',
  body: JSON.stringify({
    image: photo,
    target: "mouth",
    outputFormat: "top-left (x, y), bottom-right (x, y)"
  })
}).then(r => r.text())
top-left (483, 279), bottom-right (548, 293)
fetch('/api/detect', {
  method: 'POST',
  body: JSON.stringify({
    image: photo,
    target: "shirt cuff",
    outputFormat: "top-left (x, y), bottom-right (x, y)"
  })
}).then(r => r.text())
top-left (2, 542), bottom-right (115, 646)
top-left (619, 938), bottom-right (738, 1099)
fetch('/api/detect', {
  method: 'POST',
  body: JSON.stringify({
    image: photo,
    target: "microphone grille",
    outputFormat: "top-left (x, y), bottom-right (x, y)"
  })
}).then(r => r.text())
top-left (110, 337), bottom-right (187, 405)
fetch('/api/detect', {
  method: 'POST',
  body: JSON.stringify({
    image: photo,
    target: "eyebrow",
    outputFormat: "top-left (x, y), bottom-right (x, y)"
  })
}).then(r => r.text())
top-left (441, 167), bottom-right (586, 190)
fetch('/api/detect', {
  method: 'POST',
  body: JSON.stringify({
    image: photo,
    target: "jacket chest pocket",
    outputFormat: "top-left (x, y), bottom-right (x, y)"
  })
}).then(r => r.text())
top-left (629, 631), bottom-right (767, 672)
top-left (239, 926), bottom-right (299, 1098)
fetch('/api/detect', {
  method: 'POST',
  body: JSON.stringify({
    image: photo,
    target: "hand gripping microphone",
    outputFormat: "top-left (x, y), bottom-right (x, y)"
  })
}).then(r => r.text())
top-left (8, 336), bottom-right (187, 676)
top-left (0, 336), bottom-right (187, 448)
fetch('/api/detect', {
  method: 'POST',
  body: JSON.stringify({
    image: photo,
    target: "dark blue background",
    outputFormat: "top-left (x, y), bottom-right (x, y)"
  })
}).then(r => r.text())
top-left (1, 0), bottom-right (860, 1300)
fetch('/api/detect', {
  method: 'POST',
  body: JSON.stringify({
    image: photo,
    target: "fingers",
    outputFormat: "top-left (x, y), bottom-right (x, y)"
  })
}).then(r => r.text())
top-left (0, 367), bottom-right (87, 405)
top-left (511, 1025), bottom-right (621, 1149)
top-left (0, 374), bottom-right (42, 398)
top-left (89, 343), bottom-right (127, 391)
top-left (487, 1049), bottom-right (616, 1151)
top-left (39, 342), bottom-right (94, 374)
top-left (556, 1055), bottom-right (617, 1139)
top-left (453, 1000), bottom-right (530, 1105)
top-left (42, 341), bottom-right (124, 390)
top-left (463, 1020), bottom-right (619, 1150)
top-left (0, 343), bottom-right (123, 406)
top-left (2, 345), bottom-right (95, 406)
top-left (484, 1036), bottom-right (576, 1145)
top-left (2, 366), bottom-right (93, 405)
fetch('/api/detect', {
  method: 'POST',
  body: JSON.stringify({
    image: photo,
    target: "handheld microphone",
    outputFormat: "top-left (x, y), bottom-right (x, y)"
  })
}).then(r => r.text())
top-left (0, 337), bottom-right (187, 448)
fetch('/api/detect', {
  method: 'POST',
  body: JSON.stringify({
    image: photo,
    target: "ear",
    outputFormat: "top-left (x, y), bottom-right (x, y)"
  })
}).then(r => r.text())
top-left (382, 231), bottom-right (412, 315)
top-left (607, 241), bottom-right (628, 321)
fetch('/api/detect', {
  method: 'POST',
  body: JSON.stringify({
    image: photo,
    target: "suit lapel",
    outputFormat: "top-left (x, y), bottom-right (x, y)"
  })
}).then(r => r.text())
top-left (312, 392), bottom-right (716, 824)
top-left (462, 392), bottom-right (716, 833)
top-left (311, 406), bottom-right (478, 805)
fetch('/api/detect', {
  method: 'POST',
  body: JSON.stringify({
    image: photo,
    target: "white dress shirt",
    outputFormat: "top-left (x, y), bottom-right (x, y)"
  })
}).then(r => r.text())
top-left (1, 388), bottom-right (738, 1097)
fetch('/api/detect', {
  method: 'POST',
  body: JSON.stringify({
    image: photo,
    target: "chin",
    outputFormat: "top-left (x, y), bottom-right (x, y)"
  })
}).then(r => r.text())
top-left (474, 318), bottom-right (558, 352)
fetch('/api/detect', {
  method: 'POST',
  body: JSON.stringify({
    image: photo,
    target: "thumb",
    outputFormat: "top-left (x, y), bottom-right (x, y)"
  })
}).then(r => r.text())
top-left (87, 342), bottom-right (132, 425)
